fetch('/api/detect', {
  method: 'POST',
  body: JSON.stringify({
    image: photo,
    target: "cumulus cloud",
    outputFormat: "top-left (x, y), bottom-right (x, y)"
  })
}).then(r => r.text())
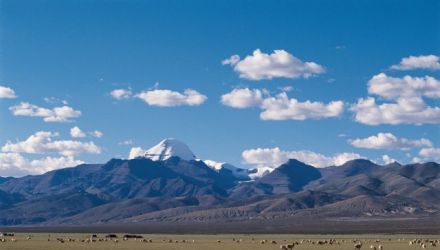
top-left (1, 131), bottom-right (101, 157)
top-left (382, 155), bottom-right (398, 165)
top-left (128, 147), bottom-right (146, 159)
top-left (0, 153), bottom-right (83, 176)
top-left (220, 88), bottom-right (264, 108)
top-left (110, 88), bottom-right (132, 100)
top-left (136, 89), bottom-right (207, 107)
top-left (0, 131), bottom-right (101, 176)
top-left (9, 102), bottom-right (81, 122)
top-left (351, 73), bottom-right (440, 125)
top-left (350, 132), bottom-right (432, 150)
top-left (242, 147), bottom-right (362, 168)
top-left (351, 97), bottom-right (440, 125)
top-left (391, 55), bottom-right (440, 71)
top-left (0, 85), bottom-right (17, 99)
top-left (260, 93), bottom-right (344, 120)
top-left (221, 88), bottom-right (344, 120)
top-left (223, 49), bottom-right (325, 80)
top-left (70, 126), bottom-right (86, 138)
top-left (412, 147), bottom-right (440, 163)
top-left (368, 73), bottom-right (440, 100)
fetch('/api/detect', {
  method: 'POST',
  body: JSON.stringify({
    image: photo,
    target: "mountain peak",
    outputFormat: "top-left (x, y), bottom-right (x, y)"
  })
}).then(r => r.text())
top-left (144, 138), bottom-right (196, 161)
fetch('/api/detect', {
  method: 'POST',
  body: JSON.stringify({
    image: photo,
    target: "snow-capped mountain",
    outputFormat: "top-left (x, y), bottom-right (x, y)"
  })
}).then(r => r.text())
top-left (130, 138), bottom-right (196, 161)
top-left (246, 166), bottom-right (274, 179)
top-left (129, 138), bottom-right (273, 180)
top-left (203, 160), bottom-right (250, 180)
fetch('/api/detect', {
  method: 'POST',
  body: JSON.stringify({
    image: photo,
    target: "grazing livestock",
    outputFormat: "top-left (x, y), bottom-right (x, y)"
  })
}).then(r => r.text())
top-left (280, 243), bottom-right (295, 250)
top-left (355, 242), bottom-right (363, 250)
top-left (123, 234), bottom-right (143, 239)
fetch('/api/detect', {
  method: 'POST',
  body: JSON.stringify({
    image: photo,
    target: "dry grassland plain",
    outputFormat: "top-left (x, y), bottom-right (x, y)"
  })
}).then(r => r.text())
top-left (0, 233), bottom-right (438, 250)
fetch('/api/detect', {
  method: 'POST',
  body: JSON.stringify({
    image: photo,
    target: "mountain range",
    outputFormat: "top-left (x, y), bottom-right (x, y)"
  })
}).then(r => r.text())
top-left (0, 138), bottom-right (438, 232)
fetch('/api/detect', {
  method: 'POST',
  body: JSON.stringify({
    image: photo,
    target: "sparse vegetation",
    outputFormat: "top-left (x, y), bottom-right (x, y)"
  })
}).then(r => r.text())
top-left (0, 233), bottom-right (437, 250)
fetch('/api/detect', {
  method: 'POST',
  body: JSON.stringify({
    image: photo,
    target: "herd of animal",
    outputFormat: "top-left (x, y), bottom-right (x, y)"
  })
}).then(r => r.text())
top-left (0, 233), bottom-right (438, 249)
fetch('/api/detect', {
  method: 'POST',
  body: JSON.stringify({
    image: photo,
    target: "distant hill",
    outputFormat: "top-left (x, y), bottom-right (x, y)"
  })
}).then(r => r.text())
top-left (0, 139), bottom-right (438, 229)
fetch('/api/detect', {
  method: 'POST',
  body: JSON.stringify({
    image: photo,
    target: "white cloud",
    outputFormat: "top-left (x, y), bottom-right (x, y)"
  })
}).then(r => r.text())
top-left (221, 55), bottom-right (240, 65)
top-left (280, 86), bottom-right (294, 92)
top-left (413, 147), bottom-right (440, 163)
top-left (70, 127), bottom-right (103, 138)
top-left (368, 73), bottom-right (440, 100)
top-left (351, 73), bottom-right (440, 125)
top-left (110, 88), bottom-right (132, 100)
top-left (220, 88), bottom-right (264, 108)
top-left (136, 89), bottom-right (207, 107)
top-left (70, 126), bottom-right (86, 138)
top-left (391, 55), bottom-right (440, 71)
top-left (221, 89), bottom-right (344, 120)
top-left (9, 102), bottom-right (81, 122)
top-left (89, 130), bottom-right (103, 138)
top-left (43, 97), bottom-right (68, 105)
top-left (223, 49), bottom-right (325, 80)
top-left (0, 153), bottom-right (83, 176)
top-left (351, 97), bottom-right (440, 125)
top-left (242, 147), bottom-right (362, 168)
top-left (260, 92), bottom-right (344, 120)
top-left (0, 85), bottom-right (17, 99)
top-left (382, 155), bottom-right (398, 165)
top-left (350, 132), bottom-right (432, 150)
top-left (1, 131), bottom-right (101, 157)
top-left (128, 147), bottom-right (146, 159)
top-left (0, 131), bottom-right (100, 176)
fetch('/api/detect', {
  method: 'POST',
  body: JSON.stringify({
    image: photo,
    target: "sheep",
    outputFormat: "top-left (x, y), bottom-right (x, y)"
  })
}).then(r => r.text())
top-left (286, 243), bottom-right (295, 250)
top-left (280, 245), bottom-right (288, 250)
top-left (355, 242), bottom-right (363, 250)
top-left (378, 245), bottom-right (383, 250)
top-left (370, 245), bottom-right (376, 250)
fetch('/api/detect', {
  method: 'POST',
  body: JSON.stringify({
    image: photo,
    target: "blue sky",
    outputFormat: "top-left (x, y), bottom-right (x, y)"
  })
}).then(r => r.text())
top-left (0, 0), bottom-right (439, 176)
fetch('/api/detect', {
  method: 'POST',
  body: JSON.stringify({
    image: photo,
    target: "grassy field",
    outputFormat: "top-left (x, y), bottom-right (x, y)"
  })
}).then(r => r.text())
top-left (0, 233), bottom-right (437, 250)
